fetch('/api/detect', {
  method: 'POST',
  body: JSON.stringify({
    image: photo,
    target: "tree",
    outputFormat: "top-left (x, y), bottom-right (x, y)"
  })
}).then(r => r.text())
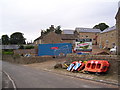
top-left (10, 32), bottom-right (26, 45)
top-left (1, 35), bottom-right (10, 45)
top-left (93, 23), bottom-right (109, 31)
top-left (55, 25), bottom-right (62, 34)
top-left (49, 25), bottom-right (55, 32)
top-left (41, 25), bottom-right (62, 35)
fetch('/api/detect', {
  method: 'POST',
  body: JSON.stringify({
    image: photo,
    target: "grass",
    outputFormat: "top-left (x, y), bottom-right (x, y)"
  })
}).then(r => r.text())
top-left (2, 50), bottom-right (14, 55)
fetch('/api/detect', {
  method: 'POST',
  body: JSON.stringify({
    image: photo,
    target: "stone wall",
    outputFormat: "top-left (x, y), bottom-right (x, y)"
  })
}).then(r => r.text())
top-left (2, 55), bottom-right (54, 64)
top-left (14, 49), bottom-right (38, 56)
top-left (66, 54), bottom-right (118, 75)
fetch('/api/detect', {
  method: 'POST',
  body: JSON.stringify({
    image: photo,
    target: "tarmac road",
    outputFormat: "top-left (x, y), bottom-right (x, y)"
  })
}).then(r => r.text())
top-left (2, 61), bottom-right (118, 89)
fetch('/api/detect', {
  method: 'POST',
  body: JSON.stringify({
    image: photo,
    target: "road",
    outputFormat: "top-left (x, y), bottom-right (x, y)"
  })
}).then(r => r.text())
top-left (2, 61), bottom-right (118, 89)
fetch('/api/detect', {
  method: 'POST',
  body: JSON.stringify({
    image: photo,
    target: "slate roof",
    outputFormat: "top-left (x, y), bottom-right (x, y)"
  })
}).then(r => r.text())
top-left (62, 30), bottom-right (74, 34)
top-left (101, 26), bottom-right (116, 33)
top-left (75, 28), bottom-right (101, 33)
top-left (60, 34), bottom-right (78, 40)
top-left (34, 36), bottom-right (43, 42)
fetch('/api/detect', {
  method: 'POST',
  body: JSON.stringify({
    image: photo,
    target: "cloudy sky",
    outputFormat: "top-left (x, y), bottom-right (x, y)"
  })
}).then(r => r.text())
top-left (0, 0), bottom-right (120, 42)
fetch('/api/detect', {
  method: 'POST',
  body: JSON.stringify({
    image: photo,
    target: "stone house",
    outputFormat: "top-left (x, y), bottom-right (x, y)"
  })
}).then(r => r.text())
top-left (75, 28), bottom-right (101, 45)
top-left (115, 2), bottom-right (120, 54)
top-left (41, 31), bottom-right (62, 44)
top-left (100, 26), bottom-right (116, 49)
top-left (34, 31), bottom-right (78, 45)
top-left (60, 34), bottom-right (78, 46)
top-left (34, 36), bottom-right (42, 45)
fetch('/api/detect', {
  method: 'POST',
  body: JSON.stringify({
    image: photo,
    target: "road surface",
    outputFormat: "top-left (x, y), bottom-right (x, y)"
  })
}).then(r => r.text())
top-left (2, 61), bottom-right (118, 88)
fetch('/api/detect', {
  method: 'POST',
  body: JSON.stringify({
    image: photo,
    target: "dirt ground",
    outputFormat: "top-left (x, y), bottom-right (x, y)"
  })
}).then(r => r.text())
top-left (92, 45), bottom-right (110, 54)
top-left (25, 58), bottom-right (118, 85)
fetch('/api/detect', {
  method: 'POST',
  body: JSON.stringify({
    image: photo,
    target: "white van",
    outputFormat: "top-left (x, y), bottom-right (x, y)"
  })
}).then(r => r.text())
top-left (110, 46), bottom-right (116, 54)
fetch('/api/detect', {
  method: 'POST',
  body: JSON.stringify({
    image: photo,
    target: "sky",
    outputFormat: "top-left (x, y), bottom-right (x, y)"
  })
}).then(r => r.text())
top-left (0, 0), bottom-right (120, 42)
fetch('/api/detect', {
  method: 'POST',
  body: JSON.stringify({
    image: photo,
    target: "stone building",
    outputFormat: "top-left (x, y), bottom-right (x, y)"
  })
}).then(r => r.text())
top-left (100, 26), bottom-right (116, 49)
top-left (41, 31), bottom-right (62, 44)
top-left (115, 1), bottom-right (120, 55)
top-left (75, 28), bottom-right (101, 45)
top-left (34, 36), bottom-right (42, 45)
top-left (60, 34), bottom-right (78, 45)
top-left (34, 31), bottom-right (78, 45)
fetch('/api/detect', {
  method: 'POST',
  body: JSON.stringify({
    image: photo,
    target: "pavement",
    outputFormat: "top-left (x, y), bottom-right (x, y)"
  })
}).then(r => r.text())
top-left (2, 61), bottom-right (118, 88)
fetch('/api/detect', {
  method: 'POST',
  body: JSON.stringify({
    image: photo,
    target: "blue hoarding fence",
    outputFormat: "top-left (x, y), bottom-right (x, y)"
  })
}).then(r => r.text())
top-left (38, 43), bottom-right (72, 56)
top-left (54, 45), bottom-right (70, 57)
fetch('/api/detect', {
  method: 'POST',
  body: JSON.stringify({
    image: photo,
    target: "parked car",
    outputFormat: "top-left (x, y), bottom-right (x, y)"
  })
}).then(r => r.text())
top-left (110, 46), bottom-right (116, 54)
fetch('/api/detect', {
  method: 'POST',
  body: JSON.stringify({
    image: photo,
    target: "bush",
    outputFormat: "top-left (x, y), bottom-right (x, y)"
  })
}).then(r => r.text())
top-left (24, 46), bottom-right (34, 49)
top-left (19, 45), bottom-right (24, 49)
top-left (2, 51), bottom-right (13, 55)
top-left (19, 45), bottom-right (34, 49)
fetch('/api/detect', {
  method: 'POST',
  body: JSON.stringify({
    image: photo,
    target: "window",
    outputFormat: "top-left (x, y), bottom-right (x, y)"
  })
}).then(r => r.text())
top-left (111, 33), bottom-right (114, 36)
top-left (106, 40), bottom-right (109, 44)
top-left (111, 33), bottom-right (114, 38)
top-left (81, 35), bottom-right (84, 38)
top-left (112, 43), bottom-right (115, 48)
top-left (112, 43), bottom-right (115, 46)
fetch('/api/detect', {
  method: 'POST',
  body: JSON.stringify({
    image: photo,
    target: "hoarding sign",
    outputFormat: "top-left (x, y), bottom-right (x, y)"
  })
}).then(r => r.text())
top-left (38, 43), bottom-right (72, 56)
top-left (75, 39), bottom-right (92, 52)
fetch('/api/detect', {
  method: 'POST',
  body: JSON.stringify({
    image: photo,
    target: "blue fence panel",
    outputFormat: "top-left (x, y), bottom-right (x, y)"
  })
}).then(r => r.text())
top-left (38, 43), bottom-right (72, 56)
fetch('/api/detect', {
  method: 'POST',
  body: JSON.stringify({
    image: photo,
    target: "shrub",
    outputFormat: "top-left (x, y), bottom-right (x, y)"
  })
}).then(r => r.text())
top-left (19, 45), bottom-right (34, 49)
top-left (2, 51), bottom-right (13, 55)
top-left (19, 45), bottom-right (24, 49)
top-left (24, 46), bottom-right (34, 49)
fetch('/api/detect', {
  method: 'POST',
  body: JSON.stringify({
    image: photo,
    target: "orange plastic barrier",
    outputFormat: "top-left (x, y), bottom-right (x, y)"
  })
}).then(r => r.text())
top-left (84, 60), bottom-right (110, 73)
